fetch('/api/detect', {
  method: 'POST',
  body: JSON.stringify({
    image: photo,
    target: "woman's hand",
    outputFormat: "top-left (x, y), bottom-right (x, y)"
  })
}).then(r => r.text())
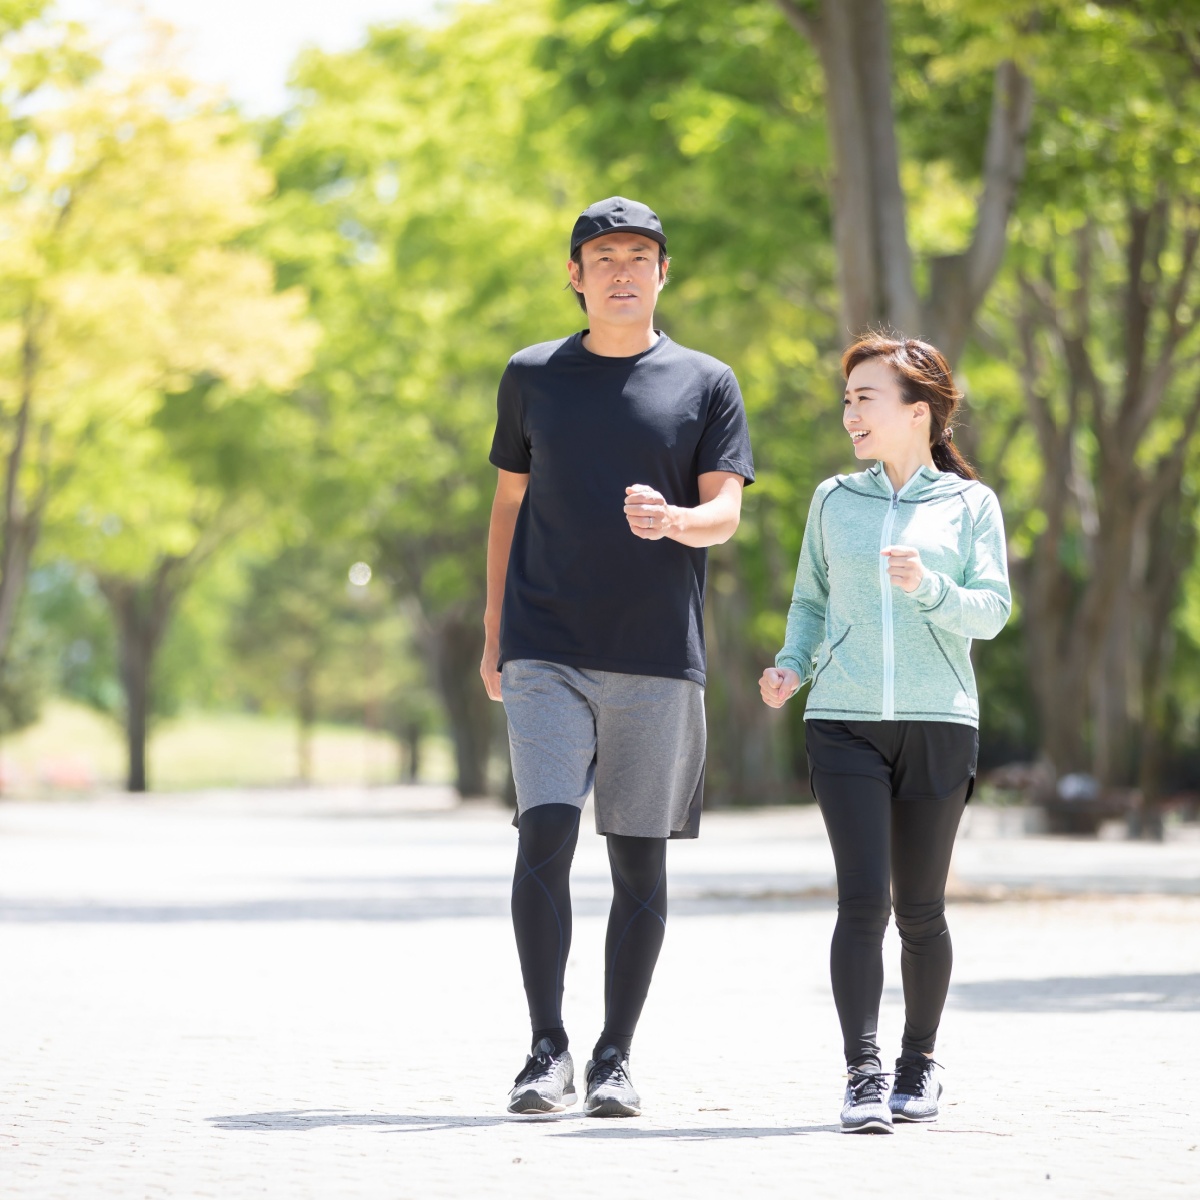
top-left (881, 545), bottom-right (925, 593)
top-left (759, 666), bottom-right (801, 708)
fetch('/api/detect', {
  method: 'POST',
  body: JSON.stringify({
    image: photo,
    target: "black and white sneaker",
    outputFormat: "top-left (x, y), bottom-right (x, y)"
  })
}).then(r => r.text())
top-left (840, 1070), bottom-right (894, 1134)
top-left (889, 1054), bottom-right (942, 1122)
top-left (507, 1037), bottom-right (576, 1115)
top-left (583, 1046), bottom-right (641, 1118)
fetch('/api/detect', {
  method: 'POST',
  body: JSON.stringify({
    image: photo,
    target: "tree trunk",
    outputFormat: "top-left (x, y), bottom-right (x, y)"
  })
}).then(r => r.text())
top-left (296, 659), bottom-right (316, 785)
top-left (100, 565), bottom-right (180, 794)
top-left (1134, 461), bottom-right (1196, 831)
top-left (704, 556), bottom-right (794, 804)
top-left (0, 313), bottom-right (46, 667)
top-left (776, 0), bottom-right (1032, 358)
top-left (401, 720), bottom-right (421, 783)
top-left (1009, 201), bottom-right (1200, 804)
top-left (432, 611), bottom-right (492, 797)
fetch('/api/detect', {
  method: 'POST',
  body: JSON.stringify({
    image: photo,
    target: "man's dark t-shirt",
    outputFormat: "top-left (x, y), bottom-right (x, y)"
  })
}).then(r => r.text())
top-left (489, 331), bottom-right (755, 686)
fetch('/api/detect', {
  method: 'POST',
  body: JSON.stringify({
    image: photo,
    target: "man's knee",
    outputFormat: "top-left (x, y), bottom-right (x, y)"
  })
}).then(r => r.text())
top-left (606, 834), bottom-right (666, 900)
top-left (516, 804), bottom-right (580, 873)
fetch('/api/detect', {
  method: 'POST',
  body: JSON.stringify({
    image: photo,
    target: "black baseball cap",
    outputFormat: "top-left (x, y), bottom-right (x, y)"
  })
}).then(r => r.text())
top-left (570, 196), bottom-right (667, 257)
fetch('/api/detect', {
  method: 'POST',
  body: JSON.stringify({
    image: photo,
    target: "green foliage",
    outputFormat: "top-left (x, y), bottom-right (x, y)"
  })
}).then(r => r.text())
top-left (25, 561), bottom-right (118, 713)
top-left (263, 0), bottom-right (584, 626)
top-left (0, 597), bottom-right (48, 735)
top-left (5, 0), bottom-right (1200, 798)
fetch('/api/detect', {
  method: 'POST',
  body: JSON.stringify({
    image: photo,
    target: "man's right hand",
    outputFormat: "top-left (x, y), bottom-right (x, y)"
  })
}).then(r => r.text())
top-left (480, 636), bottom-right (503, 701)
top-left (759, 666), bottom-right (801, 708)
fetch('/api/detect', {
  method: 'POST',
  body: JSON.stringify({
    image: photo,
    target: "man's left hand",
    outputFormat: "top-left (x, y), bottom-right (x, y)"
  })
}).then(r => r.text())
top-left (625, 484), bottom-right (676, 540)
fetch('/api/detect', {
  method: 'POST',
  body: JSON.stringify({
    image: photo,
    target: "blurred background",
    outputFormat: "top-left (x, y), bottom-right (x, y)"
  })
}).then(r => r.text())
top-left (0, 0), bottom-right (1197, 839)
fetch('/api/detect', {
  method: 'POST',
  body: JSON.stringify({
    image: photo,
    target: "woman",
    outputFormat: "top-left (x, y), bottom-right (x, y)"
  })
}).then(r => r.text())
top-left (759, 334), bottom-right (1011, 1134)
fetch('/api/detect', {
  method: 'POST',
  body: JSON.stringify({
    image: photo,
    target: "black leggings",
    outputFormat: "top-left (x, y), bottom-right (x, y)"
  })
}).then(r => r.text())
top-left (806, 720), bottom-right (976, 1074)
top-left (511, 803), bottom-right (667, 1057)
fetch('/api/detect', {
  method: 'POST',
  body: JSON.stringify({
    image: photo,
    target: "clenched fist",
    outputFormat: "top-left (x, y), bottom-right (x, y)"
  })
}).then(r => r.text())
top-left (759, 666), bottom-right (801, 709)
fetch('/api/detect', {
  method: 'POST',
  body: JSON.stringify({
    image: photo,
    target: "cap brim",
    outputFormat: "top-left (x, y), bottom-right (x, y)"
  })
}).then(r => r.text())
top-left (572, 226), bottom-right (667, 255)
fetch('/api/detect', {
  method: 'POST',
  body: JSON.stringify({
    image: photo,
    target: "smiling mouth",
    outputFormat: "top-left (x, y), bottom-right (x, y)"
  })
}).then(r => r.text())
top-left (609, 292), bottom-right (637, 299)
top-left (850, 430), bottom-right (870, 443)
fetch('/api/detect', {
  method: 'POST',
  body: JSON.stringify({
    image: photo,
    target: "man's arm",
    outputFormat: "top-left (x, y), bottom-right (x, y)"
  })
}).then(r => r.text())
top-left (480, 468), bottom-right (530, 701)
top-left (623, 470), bottom-right (745, 548)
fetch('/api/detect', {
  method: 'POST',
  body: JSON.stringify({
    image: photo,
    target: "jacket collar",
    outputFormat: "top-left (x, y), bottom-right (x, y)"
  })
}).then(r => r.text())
top-left (860, 462), bottom-right (969, 501)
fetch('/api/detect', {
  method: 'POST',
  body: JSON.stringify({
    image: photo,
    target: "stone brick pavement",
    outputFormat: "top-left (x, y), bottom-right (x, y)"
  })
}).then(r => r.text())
top-left (1, 789), bottom-right (1197, 1198)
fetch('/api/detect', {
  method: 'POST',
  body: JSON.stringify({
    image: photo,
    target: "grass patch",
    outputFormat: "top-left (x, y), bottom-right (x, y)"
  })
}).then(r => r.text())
top-left (0, 699), bottom-right (455, 794)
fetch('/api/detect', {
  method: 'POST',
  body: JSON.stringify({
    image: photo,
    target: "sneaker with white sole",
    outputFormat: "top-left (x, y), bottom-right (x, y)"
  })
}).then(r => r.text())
top-left (840, 1070), bottom-right (894, 1134)
top-left (889, 1054), bottom-right (942, 1122)
top-left (583, 1046), bottom-right (641, 1118)
top-left (507, 1037), bottom-right (576, 1115)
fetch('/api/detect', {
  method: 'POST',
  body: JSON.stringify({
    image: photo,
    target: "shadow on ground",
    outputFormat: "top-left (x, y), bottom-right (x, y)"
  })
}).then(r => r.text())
top-left (205, 1110), bottom-right (838, 1138)
top-left (555, 1123), bottom-right (840, 1139)
top-left (947, 972), bottom-right (1200, 1012)
top-left (207, 1110), bottom-right (515, 1132)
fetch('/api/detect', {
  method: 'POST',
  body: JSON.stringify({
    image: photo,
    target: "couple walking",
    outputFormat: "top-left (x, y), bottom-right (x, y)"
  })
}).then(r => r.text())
top-left (480, 197), bottom-right (1012, 1133)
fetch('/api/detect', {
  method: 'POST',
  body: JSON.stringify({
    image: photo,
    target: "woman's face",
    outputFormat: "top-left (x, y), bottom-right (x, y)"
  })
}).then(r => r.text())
top-left (842, 359), bottom-right (931, 464)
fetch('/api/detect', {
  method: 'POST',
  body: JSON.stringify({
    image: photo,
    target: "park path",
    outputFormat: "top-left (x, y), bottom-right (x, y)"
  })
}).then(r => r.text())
top-left (1, 789), bottom-right (1197, 1198)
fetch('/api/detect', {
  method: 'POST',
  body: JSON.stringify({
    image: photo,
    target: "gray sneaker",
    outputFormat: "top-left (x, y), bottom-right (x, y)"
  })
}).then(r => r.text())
top-left (840, 1070), bottom-right (894, 1134)
top-left (583, 1046), bottom-right (641, 1118)
top-left (889, 1055), bottom-right (942, 1122)
top-left (507, 1037), bottom-right (576, 1114)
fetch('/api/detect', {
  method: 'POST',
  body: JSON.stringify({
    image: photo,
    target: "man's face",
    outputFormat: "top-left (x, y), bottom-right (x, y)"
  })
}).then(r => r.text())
top-left (568, 232), bottom-right (666, 325)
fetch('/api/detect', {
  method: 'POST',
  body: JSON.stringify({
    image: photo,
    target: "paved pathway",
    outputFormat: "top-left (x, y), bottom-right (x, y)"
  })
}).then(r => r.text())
top-left (1, 789), bottom-right (1197, 1198)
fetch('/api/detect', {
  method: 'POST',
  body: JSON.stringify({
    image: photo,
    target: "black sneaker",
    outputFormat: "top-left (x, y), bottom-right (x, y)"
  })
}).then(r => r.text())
top-left (507, 1037), bottom-right (576, 1115)
top-left (583, 1046), bottom-right (641, 1118)
top-left (840, 1070), bottom-right (894, 1134)
top-left (889, 1054), bottom-right (942, 1122)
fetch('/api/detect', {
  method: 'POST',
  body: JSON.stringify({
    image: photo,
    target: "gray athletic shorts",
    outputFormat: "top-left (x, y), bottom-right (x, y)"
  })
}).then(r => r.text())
top-left (501, 658), bottom-right (707, 839)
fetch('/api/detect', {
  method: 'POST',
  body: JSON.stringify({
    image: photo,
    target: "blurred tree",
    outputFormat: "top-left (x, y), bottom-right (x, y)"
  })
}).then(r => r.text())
top-left (549, 0), bottom-right (1039, 364)
top-left (0, 2), bottom-right (98, 678)
top-left (55, 376), bottom-right (313, 793)
top-left (263, 1), bottom-right (584, 796)
top-left (9, 51), bottom-right (318, 790)
top-left (772, 0), bottom-right (1035, 361)
top-left (227, 546), bottom-right (428, 784)
top-left (980, 1), bottom-right (1200, 818)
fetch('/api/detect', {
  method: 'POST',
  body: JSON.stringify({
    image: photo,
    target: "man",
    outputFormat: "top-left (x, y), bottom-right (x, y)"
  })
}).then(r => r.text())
top-left (481, 197), bottom-right (754, 1118)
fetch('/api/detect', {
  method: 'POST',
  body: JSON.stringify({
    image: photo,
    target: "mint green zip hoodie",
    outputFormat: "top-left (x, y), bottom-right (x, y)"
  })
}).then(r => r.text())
top-left (775, 462), bottom-right (1011, 728)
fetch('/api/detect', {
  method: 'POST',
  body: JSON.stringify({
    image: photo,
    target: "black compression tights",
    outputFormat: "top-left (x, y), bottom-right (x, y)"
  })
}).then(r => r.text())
top-left (597, 833), bottom-right (667, 1058)
top-left (812, 772), bottom-right (969, 1074)
top-left (512, 804), bottom-right (580, 1051)
top-left (511, 805), bottom-right (667, 1058)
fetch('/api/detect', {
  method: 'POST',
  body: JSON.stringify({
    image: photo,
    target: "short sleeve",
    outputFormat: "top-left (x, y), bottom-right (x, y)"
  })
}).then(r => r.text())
top-left (488, 362), bottom-right (531, 474)
top-left (696, 368), bottom-right (755, 484)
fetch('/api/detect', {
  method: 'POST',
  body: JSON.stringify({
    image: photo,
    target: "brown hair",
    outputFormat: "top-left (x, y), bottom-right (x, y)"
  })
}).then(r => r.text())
top-left (840, 333), bottom-right (978, 481)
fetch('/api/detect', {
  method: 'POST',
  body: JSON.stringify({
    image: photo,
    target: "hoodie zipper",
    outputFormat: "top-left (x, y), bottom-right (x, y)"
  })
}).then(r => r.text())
top-left (878, 470), bottom-right (923, 719)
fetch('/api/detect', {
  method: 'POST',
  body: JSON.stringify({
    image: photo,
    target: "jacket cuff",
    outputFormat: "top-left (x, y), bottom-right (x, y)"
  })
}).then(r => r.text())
top-left (912, 569), bottom-right (945, 608)
top-left (774, 652), bottom-right (809, 681)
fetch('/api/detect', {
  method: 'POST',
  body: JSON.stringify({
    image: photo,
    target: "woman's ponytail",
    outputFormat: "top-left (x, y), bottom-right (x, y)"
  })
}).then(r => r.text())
top-left (930, 425), bottom-right (977, 481)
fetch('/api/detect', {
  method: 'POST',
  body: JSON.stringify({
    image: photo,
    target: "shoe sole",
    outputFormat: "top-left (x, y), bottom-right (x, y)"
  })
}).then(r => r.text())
top-left (584, 1097), bottom-right (640, 1118)
top-left (508, 1087), bottom-right (577, 1115)
top-left (841, 1117), bottom-right (894, 1134)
